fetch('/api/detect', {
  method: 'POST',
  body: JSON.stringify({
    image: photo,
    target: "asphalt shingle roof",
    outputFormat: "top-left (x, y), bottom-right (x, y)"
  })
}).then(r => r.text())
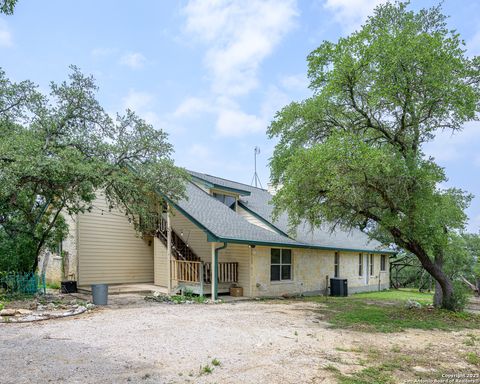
top-left (183, 171), bottom-right (393, 253)
top-left (175, 181), bottom-right (302, 247)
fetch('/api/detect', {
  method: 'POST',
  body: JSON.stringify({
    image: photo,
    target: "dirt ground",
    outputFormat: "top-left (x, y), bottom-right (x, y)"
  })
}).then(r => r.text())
top-left (0, 295), bottom-right (479, 384)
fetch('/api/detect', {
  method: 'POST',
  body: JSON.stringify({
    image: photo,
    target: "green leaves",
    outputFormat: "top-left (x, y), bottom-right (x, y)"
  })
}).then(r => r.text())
top-left (0, 67), bottom-right (186, 272)
top-left (268, 2), bottom-right (479, 309)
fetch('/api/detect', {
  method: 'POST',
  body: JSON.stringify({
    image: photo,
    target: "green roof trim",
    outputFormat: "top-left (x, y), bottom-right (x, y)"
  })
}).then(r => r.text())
top-left (206, 233), bottom-right (396, 254)
top-left (154, 186), bottom-right (216, 239)
top-left (191, 174), bottom-right (251, 196)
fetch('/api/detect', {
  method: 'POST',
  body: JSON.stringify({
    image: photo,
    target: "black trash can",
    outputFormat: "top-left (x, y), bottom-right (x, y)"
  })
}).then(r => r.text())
top-left (91, 284), bottom-right (108, 305)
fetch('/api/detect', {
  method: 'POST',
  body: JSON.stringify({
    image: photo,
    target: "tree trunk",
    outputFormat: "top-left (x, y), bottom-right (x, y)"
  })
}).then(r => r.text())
top-left (429, 255), bottom-right (454, 309)
top-left (434, 281), bottom-right (443, 307)
top-left (399, 237), bottom-right (455, 310)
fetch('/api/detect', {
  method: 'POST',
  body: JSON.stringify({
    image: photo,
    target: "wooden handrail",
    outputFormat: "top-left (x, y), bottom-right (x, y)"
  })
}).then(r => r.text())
top-left (171, 261), bottom-right (239, 284)
top-left (171, 260), bottom-right (202, 283)
top-left (204, 262), bottom-right (238, 284)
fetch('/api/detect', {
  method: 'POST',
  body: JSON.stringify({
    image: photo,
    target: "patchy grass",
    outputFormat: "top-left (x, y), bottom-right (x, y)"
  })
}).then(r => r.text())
top-left (199, 364), bottom-right (213, 375)
top-left (335, 366), bottom-right (396, 384)
top-left (305, 289), bottom-right (480, 333)
top-left (352, 288), bottom-right (433, 304)
top-left (465, 352), bottom-right (480, 366)
top-left (324, 344), bottom-right (468, 384)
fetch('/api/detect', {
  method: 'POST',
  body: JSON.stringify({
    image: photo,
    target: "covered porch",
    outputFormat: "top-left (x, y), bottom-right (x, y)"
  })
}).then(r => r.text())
top-left (171, 259), bottom-right (239, 296)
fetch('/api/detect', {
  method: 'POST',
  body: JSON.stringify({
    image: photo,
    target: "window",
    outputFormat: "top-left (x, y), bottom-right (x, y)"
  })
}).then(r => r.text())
top-left (380, 255), bottom-right (387, 271)
top-left (358, 253), bottom-right (363, 276)
top-left (271, 249), bottom-right (292, 281)
top-left (370, 254), bottom-right (374, 276)
top-left (334, 252), bottom-right (340, 278)
top-left (213, 192), bottom-right (236, 210)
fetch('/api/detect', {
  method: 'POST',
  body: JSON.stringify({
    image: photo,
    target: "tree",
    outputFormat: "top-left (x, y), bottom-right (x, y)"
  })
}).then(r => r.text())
top-left (0, 67), bottom-right (186, 272)
top-left (268, 2), bottom-right (480, 310)
top-left (0, 0), bottom-right (17, 15)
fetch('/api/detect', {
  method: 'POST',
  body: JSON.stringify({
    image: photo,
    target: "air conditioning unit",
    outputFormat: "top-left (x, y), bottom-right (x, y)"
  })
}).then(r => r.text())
top-left (330, 278), bottom-right (348, 297)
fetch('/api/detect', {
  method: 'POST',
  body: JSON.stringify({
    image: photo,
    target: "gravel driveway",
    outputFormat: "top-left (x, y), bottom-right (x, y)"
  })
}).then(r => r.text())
top-left (0, 296), bottom-right (477, 383)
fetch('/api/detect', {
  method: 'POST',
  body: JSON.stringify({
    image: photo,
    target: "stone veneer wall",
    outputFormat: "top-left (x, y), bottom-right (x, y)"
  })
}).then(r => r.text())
top-left (39, 213), bottom-right (78, 283)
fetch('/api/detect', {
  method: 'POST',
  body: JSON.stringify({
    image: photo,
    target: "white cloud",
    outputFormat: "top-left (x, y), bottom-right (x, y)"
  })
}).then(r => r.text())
top-left (173, 97), bottom-right (214, 118)
top-left (324, 0), bottom-right (385, 32)
top-left (0, 19), bottom-right (13, 47)
top-left (180, 1), bottom-right (297, 138)
top-left (216, 106), bottom-right (265, 137)
top-left (121, 89), bottom-right (164, 127)
top-left (120, 52), bottom-right (147, 69)
top-left (123, 90), bottom-right (154, 111)
top-left (183, 0), bottom-right (298, 97)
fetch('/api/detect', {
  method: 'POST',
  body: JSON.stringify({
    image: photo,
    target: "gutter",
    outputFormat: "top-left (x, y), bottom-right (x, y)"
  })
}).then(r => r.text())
top-left (212, 242), bottom-right (228, 300)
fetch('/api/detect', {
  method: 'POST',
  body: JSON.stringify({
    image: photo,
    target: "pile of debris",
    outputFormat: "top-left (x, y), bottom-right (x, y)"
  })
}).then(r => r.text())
top-left (0, 294), bottom-right (95, 323)
top-left (145, 291), bottom-right (221, 305)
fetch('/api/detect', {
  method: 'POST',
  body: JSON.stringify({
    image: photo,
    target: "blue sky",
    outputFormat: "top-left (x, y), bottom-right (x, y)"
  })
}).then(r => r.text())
top-left (1, 0), bottom-right (479, 232)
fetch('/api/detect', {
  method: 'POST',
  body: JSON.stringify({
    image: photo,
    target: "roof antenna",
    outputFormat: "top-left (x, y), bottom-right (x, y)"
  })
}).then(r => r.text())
top-left (251, 146), bottom-right (263, 188)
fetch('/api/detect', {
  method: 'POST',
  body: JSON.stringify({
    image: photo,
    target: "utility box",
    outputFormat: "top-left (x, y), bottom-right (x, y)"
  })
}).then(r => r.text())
top-left (61, 280), bottom-right (77, 294)
top-left (330, 278), bottom-right (348, 297)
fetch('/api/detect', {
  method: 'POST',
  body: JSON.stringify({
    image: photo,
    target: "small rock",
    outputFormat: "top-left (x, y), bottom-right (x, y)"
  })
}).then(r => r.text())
top-left (86, 303), bottom-right (95, 310)
top-left (412, 366), bottom-right (430, 373)
top-left (47, 303), bottom-right (56, 310)
top-left (405, 299), bottom-right (422, 309)
top-left (16, 309), bottom-right (32, 315)
top-left (0, 308), bottom-right (16, 316)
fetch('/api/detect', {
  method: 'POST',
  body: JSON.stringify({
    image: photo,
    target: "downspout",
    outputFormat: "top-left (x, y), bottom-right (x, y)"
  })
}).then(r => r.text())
top-left (213, 242), bottom-right (228, 300)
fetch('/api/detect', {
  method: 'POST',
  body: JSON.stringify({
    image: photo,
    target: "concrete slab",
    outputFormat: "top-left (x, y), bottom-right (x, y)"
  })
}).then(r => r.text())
top-left (78, 283), bottom-right (167, 295)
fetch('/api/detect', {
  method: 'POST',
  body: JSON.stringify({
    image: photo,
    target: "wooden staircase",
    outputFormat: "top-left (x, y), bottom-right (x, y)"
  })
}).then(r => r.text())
top-left (156, 216), bottom-right (201, 262)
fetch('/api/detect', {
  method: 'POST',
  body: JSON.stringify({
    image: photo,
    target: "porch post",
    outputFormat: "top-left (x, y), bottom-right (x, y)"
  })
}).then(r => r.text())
top-left (211, 243), bottom-right (216, 299)
top-left (166, 203), bottom-right (172, 293)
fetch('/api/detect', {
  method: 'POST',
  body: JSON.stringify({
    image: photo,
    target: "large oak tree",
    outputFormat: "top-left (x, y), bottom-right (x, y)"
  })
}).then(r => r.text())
top-left (0, 67), bottom-right (186, 272)
top-left (268, 2), bottom-right (480, 310)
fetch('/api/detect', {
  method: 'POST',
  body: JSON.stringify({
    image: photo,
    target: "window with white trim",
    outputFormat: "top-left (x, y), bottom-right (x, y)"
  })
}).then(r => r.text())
top-left (271, 249), bottom-right (292, 281)
top-left (370, 254), bottom-right (374, 276)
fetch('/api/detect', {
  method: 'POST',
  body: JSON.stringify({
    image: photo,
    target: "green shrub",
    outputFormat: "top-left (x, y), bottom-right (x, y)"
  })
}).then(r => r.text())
top-left (444, 282), bottom-right (470, 312)
top-left (47, 282), bottom-right (60, 290)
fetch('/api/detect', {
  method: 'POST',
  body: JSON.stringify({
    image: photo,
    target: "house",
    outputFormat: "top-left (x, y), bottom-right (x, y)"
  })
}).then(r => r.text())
top-left (42, 170), bottom-right (394, 298)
